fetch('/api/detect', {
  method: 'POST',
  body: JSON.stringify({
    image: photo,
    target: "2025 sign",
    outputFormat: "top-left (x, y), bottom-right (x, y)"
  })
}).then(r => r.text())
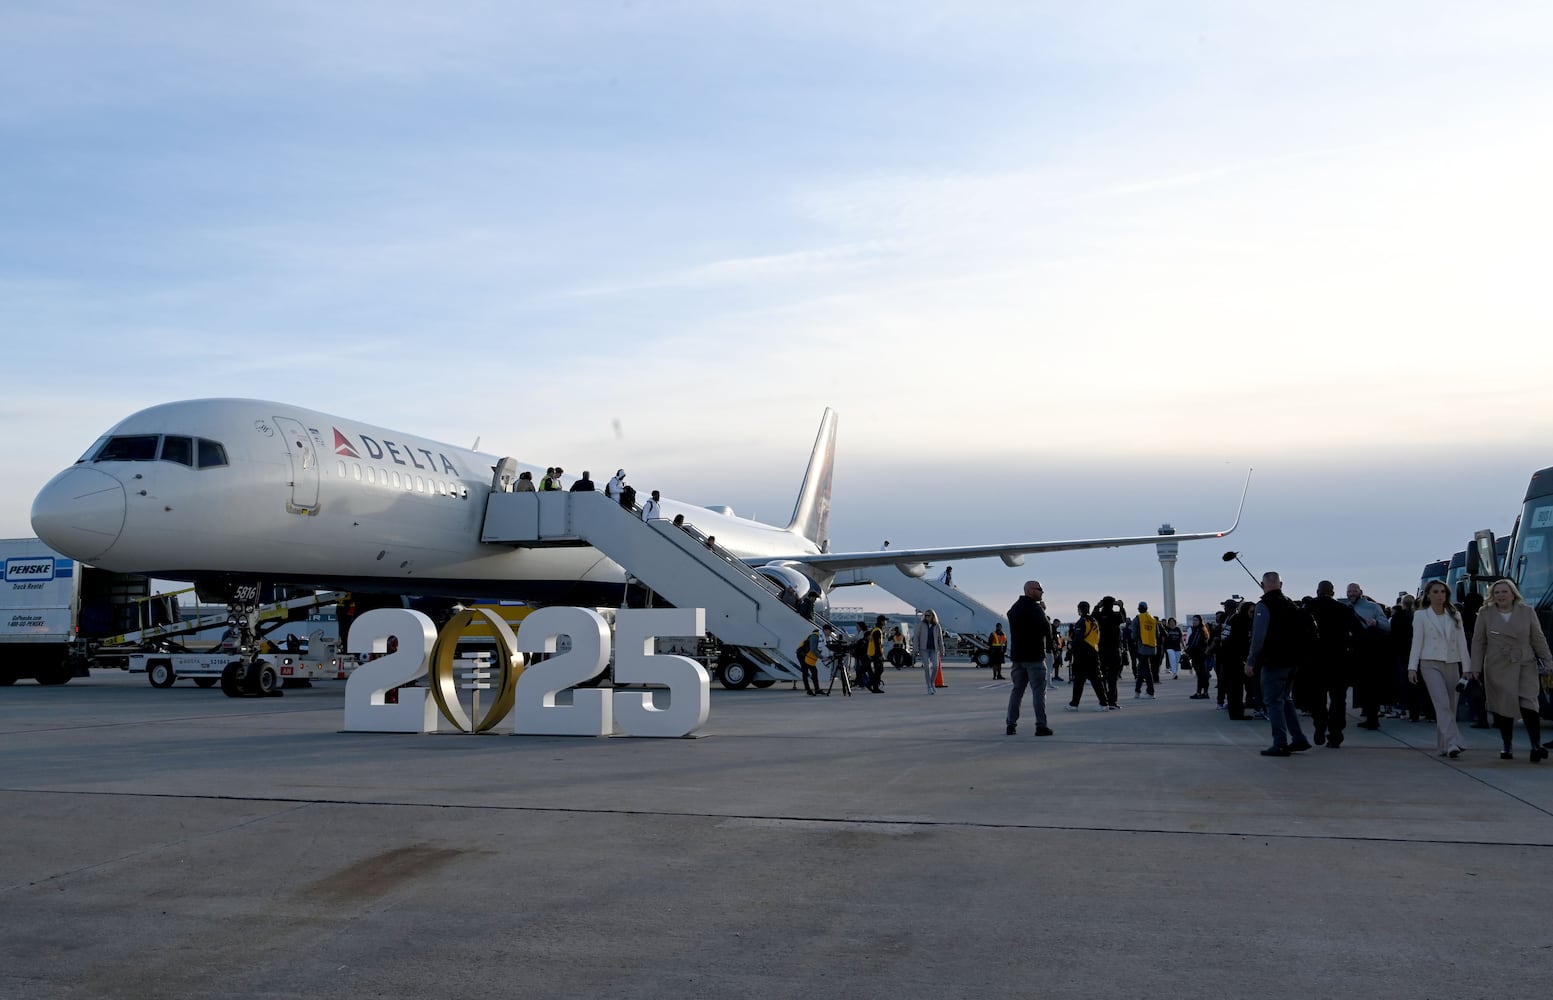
top-left (342, 606), bottom-right (711, 738)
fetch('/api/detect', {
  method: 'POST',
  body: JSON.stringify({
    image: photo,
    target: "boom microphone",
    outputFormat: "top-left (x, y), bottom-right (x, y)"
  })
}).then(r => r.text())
top-left (1221, 550), bottom-right (1261, 588)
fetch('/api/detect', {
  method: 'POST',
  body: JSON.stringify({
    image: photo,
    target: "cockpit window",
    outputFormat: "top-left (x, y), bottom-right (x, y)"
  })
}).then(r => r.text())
top-left (75, 436), bottom-right (109, 464)
top-left (95, 435), bottom-right (160, 462)
top-left (197, 438), bottom-right (228, 469)
top-left (160, 436), bottom-right (194, 466)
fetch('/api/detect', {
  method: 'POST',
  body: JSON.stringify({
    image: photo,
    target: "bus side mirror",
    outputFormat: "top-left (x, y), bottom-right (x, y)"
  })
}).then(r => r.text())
top-left (1469, 529), bottom-right (1497, 578)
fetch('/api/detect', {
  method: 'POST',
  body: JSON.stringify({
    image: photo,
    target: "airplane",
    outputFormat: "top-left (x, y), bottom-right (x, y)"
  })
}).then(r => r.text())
top-left (30, 397), bottom-right (1245, 629)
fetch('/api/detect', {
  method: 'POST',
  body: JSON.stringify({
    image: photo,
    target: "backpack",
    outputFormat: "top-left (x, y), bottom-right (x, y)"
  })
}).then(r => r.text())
top-left (619, 484), bottom-right (637, 507)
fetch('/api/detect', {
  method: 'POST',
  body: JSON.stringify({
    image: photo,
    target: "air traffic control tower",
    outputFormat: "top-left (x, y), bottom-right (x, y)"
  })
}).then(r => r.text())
top-left (1156, 524), bottom-right (1178, 621)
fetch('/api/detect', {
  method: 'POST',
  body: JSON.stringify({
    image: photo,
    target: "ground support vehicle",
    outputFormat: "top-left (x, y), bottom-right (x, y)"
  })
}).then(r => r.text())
top-left (130, 640), bottom-right (360, 694)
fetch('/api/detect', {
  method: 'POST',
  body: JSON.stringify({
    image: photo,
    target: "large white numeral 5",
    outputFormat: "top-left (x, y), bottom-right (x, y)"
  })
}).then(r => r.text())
top-left (613, 608), bottom-right (710, 738)
top-left (512, 607), bottom-right (613, 736)
top-left (343, 608), bottom-right (439, 732)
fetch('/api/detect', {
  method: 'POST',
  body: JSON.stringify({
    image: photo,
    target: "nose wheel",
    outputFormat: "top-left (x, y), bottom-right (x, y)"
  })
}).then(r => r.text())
top-left (220, 659), bottom-right (284, 698)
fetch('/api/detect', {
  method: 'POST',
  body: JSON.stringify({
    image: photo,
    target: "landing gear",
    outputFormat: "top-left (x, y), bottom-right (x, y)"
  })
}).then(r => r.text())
top-left (219, 659), bottom-right (284, 698)
top-left (253, 661), bottom-right (281, 696)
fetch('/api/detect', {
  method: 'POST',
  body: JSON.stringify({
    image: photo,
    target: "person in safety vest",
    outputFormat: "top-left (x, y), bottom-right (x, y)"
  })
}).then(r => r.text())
top-left (987, 623), bottom-right (1008, 680)
top-left (1064, 602), bottom-right (1107, 710)
top-left (1132, 602), bottom-right (1159, 699)
top-left (863, 616), bottom-right (887, 693)
top-left (799, 630), bottom-right (825, 696)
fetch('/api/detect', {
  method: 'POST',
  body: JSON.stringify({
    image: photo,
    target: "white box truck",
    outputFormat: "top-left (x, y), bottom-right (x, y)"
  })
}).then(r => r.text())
top-left (0, 537), bottom-right (169, 685)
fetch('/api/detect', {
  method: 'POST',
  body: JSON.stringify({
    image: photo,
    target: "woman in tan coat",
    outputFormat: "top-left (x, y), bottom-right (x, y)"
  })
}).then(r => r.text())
top-left (1468, 579), bottom-right (1552, 762)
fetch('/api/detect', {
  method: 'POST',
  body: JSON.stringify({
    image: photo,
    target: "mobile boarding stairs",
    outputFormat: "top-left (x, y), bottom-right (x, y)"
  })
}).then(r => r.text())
top-left (480, 490), bottom-right (834, 686)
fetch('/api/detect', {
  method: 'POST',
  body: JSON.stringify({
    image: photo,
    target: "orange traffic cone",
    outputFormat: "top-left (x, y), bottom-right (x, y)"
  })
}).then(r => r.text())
top-left (933, 659), bottom-right (946, 688)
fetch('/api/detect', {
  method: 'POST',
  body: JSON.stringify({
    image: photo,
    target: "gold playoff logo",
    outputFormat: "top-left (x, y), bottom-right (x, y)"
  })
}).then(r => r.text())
top-left (426, 607), bottom-right (526, 733)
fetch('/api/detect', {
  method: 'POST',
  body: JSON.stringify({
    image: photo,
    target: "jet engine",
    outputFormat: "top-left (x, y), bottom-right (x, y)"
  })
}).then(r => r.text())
top-left (757, 562), bottom-right (830, 620)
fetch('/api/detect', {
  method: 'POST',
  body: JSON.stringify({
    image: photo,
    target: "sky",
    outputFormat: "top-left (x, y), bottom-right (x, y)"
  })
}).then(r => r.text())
top-left (3, 1), bottom-right (1551, 622)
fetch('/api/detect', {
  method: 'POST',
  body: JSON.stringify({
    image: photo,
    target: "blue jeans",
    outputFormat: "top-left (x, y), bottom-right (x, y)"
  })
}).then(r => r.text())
top-left (1007, 661), bottom-right (1048, 729)
top-left (1260, 665), bottom-right (1306, 747)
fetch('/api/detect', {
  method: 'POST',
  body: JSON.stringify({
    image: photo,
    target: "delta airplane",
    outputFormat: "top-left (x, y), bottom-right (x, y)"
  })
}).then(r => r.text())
top-left (30, 399), bottom-right (1245, 613)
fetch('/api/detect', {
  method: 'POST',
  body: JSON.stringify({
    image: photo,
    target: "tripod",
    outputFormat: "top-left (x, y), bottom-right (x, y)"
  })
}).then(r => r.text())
top-left (823, 643), bottom-right (853, 697)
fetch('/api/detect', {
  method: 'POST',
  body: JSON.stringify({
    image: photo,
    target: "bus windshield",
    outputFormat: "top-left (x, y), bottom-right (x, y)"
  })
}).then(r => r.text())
top-left (1511, 499), bottom-right (1553, 609)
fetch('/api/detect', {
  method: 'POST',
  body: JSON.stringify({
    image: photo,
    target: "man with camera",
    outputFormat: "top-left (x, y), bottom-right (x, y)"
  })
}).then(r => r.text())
top-left (1093, 596), bottom-right (1127, 710)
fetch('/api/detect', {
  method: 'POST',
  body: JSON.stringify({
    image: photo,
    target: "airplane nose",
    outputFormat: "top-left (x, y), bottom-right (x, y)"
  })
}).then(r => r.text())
top-left (31, 467), bottom-right (127, 562)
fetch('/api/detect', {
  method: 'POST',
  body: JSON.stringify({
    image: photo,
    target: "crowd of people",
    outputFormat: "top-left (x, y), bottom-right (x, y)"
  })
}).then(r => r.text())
top-left (980, 575), bottom-right (1553, 761)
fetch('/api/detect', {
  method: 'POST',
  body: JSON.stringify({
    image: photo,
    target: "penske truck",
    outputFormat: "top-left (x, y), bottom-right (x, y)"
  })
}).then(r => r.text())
top-left (2, 537), bottom-right (353, 690)
top-left (0, 536), bottom-right (164, 685)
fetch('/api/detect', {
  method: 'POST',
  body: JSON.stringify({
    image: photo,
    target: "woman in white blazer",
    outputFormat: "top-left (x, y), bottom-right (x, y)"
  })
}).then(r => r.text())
top-left (1407, 581), bottom-right (1471, 757)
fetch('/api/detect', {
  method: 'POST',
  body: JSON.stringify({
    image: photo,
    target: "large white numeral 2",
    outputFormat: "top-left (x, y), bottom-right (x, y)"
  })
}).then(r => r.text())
top-left (343, 608), bottom-right (439, 732)
top-left (512, 607), bottom-right (614, 736)
top-left (613, 608), bottom-right (709, 738)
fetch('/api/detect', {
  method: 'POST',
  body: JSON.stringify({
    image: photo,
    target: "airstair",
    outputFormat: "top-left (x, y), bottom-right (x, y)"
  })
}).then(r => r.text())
top-left (832, 569), bottom-right (1006, 647)
top-left (480, 491), bottom-right (825, 681)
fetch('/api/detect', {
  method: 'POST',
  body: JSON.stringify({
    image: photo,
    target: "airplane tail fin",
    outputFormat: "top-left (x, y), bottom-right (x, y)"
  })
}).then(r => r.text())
top-left (785, 408), bottom-right (837, 552)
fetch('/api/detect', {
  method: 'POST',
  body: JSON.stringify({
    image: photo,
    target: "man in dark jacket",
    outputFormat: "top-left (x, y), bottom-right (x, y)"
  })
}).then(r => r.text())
top-left (1303, 580), bottom-right (1364, 748)
top-left (1246, 571), bottom-right (1314, 756)
top-left (1005, 581), bottom-right (1052, 736)
top-left (1093, 596), bottom-right (1127, 710)
top-left (1065, 602), bottom-right (1107, 710)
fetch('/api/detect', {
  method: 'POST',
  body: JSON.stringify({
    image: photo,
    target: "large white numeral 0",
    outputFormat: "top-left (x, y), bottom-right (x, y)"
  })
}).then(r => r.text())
top-left (343, 608), bottom-right (439, 732)
top-left (512, 606), bottom-right (612, 736)
top-left (612, 608), bottom-right (710, 738)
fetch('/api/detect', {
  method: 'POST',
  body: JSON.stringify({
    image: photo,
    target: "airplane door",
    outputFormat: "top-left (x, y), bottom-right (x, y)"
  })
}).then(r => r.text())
top-left (274, 416), bottom-right (320, 514)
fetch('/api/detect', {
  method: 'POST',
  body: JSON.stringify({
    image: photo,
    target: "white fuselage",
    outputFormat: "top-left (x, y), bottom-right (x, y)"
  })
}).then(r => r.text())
top-left (31, 399), bottom-right (819, 603)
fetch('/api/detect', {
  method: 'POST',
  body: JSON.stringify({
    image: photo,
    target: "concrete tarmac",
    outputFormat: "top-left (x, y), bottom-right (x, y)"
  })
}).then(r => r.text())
top-left (2, 663), bottom-right (1550, 999)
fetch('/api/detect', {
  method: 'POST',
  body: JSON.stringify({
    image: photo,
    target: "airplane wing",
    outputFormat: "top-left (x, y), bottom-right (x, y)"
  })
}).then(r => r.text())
top-left (758, 471), bottom-right (1251, 576)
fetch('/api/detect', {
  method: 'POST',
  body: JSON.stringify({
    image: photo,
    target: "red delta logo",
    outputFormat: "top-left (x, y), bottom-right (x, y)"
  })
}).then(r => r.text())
top-left (329, 428), bottom-right (461, 476)
top-left (333, 429), bottom-right (361, 459)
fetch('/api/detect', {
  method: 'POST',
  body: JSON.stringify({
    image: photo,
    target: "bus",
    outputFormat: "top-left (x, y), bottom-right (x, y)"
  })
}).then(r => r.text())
top-left (1475, 467), bottom-right (1553, 719)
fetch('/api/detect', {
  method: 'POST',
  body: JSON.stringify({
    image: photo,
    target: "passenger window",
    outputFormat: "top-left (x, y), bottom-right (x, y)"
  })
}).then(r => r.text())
top-left (391, 471), bottom-right (401, 488)
top-left (353, 463), bottom-right (362, 481)
top-left (160, 436), bottom-right (194, 466)
top-left (415, 476), bottom-right (424, 493)
top-left (337, 460), bottom-right (346, 478)
top-left (197, 439), bottom-right (228, 469)
top-left (97, 435), bottom-right (160, 462)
